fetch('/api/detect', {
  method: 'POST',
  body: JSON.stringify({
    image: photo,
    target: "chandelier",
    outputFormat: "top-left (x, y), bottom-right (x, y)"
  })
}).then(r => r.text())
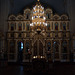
top-left (30, 1), bottom-right (47, 33)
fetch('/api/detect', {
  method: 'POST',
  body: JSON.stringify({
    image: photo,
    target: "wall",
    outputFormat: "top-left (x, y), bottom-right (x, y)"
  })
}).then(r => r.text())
top-left (0, 0), bottom-right (10, 34)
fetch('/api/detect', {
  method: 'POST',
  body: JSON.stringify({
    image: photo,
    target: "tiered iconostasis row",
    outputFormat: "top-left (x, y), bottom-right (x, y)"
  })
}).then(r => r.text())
top-left (7, 38), bottom-right (70, 62)
top-left (7, 8), bottom-right (70, 62)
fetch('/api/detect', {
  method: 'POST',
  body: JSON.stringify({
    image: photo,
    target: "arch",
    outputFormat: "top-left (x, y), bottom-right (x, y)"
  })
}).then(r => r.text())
top-left (24, 8), bottom-right (31, 20)
top-left (31, 32), bottom-right (45, 39)
top-left (16, 15), bottom-right (24, 20)
top-left (8, 15), bottom-right (16, 20)
top-left (53, 14), bottom-right (60, 20)
top-left (45, 8), bottom-right (53, 19)
top-left (32, 33), bottom-right (45, 46)
top-left (61, 14), bottom-right (68, 20)
top-left (45, 8), bottom-right (53, 14)
top-left (24, 8), bottom-right (31, 13)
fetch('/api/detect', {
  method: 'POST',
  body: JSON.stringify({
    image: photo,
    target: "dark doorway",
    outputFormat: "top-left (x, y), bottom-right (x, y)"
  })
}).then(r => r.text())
top-left (17, 41), bottom-right (23, 62)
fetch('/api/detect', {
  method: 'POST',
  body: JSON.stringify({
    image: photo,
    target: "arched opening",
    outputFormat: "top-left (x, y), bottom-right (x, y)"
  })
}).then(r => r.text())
top-left (33, 40), bottom-right (43, 56)
top-left (33, 34), bottom-right (44, 57)
top-left (63, 22), bottom-right (66, 30)
top-left (55, 22), bottom-right (58, 30)
top-left (17, 41), bottom-right (23, 62)
top-left (10, 23), bottom-right (14, 31)
top-left (26, 22), bottom-right (30, 31)
top-left (62, 41), bottom-right (67, 60)
top-left (46, 13), bottom-right (50, 19)
top-left (18, 23), bottom-right (22, 31)
top-left (53, 41), bottom-right (59, 61)
top-left (46, 42), bottom-right (51, 60)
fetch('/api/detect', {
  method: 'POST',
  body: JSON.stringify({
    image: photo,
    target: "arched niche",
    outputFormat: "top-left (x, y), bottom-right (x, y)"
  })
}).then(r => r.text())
top-left (26, 22), bottom-right (30, 31)
top-left (23, 8), bottom-right (31, 20)
top-left (47, 41), bottom-right (51, 51)
top-left (10, 22), bottom-right (15, 31)
top-left (54, 22), bottom-right (59, 30)
top-left (62, 22), bottom-right (66, 30)
top-left (45, 8), bottom-right (53, 19)
top-left (53, 41), bottom-right (59, 52)
top-left (18, 22), bottom-right (22, 31)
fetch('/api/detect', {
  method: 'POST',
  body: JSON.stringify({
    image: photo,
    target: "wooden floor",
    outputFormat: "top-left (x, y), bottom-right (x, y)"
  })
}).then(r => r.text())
top-left (0, 62), bottom-right (75, 75)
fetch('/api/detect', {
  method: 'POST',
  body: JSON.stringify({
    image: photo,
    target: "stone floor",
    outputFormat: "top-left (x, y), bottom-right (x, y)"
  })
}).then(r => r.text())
top-left (0, 62), bottom-right (75, 75)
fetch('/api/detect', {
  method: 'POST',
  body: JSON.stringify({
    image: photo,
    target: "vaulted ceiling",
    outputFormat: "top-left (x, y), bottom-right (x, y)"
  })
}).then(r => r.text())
top-left (9, 0), bottom-right (66, 14)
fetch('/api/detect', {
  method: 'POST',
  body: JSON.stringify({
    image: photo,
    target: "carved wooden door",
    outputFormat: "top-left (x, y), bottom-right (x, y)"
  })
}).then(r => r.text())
top-left (33, 40), bottom-right (43, 56)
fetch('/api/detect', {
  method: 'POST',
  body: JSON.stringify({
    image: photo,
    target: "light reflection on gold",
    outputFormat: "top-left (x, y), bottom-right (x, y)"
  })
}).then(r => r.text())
top-left (30, 2), bottom-right (47, 31)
